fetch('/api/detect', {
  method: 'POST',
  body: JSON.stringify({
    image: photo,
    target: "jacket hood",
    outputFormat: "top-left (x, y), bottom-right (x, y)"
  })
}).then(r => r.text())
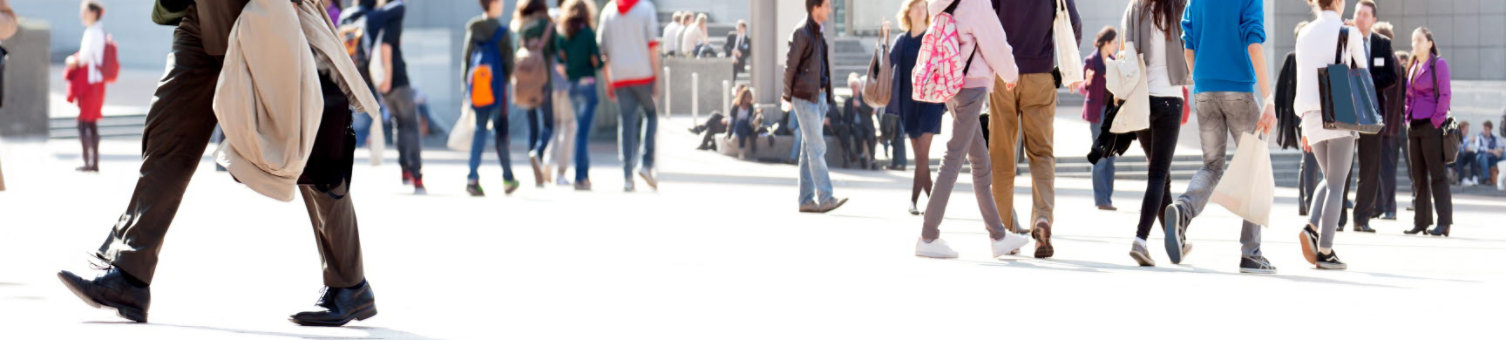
top-left (469, 17), bottom-right (504, 42)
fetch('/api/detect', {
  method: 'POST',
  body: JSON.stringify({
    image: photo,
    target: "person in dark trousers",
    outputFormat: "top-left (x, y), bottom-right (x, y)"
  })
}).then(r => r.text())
top-left (1373, 22), bottom-right (1405, 221)
top-left (515, 0), bottom-right (558, 188)
top-left (987, 0), bottom-right (1081, 259)
top-left (1345, 0), bottom-right (1397, 233)
top-left (724, 20), bottom-right (751, 81)
top-left (1081, 26), bottom-right (1117, 212)
top-left (1120, 0), bottom-right (1192, 267)
top-left (56, 0), bottom-right (378, 326)
top-left (1402, 26), bottom-right (1453, 237)
top-left (783, 0), bottom-right (847, 213)
top-left (369, 0), bottom-right (423, 193)
top-left (599, 0), bottom-right (662, 192)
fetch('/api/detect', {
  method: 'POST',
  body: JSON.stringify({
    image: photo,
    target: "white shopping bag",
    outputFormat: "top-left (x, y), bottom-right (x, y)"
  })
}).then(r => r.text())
top-left (1052, 0), bottom-right (1084, 87)
top-left (447, 101), bottom-right (477, 151)
top-left (1211, 133), bottom-right (1274, 226)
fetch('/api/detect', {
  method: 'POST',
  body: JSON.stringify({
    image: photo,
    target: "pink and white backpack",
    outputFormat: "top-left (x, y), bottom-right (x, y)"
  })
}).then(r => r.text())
top-left (911, 0), bottom-right (975, 104)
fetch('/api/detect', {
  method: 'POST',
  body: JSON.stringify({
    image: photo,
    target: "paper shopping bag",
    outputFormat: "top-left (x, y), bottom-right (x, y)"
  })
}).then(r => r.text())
top-left (1211, 133), bottom-right (1274, 226)
top-left (447, 101), bottom-right (477, 151)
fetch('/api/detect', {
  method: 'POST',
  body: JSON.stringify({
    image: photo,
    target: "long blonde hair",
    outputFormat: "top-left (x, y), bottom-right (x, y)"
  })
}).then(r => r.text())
top-left (896, 0), bottom-right (928, 32)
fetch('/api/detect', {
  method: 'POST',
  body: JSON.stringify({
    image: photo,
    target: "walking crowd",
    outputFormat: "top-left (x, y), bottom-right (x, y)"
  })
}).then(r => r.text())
top-left (7, 0), bottom-right (1496, 329)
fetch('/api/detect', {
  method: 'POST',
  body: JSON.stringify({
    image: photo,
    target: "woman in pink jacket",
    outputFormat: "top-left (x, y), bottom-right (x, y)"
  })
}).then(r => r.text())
top-left (914, 0), bottom-right (1032, 259)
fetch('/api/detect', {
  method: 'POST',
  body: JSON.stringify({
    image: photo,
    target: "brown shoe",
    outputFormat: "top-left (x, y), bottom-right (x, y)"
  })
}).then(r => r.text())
top-left (1031, 220), bottom-right (1054, 259)
top-left (529, 156), bottom-right (545, 187)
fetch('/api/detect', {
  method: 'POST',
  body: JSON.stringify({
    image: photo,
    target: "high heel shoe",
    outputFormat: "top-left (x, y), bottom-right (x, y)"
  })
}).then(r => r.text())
top-left (1404, 226), bottom-right (1429, 235)
top-left (1428, 225), bottom-right (1450, 237)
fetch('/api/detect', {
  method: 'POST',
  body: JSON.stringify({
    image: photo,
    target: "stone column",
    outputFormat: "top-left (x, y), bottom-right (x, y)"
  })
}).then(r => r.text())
top-left (751, 0), bottom-right (778, 106)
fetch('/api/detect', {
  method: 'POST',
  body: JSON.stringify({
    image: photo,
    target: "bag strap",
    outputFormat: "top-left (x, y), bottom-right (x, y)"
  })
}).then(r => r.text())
top-left (1430, 57), bottom-right (1439, 103)
top-left (1333, 27), bottom-right (1349, 66)
top-left (944, 0), bottom-right (962, 14)
top-left (944, 0), bottom-right (978, 76)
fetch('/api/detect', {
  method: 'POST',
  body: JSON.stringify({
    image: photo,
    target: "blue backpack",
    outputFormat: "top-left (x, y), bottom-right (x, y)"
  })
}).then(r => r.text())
top-left (468, 28), bottom-right (509, 112)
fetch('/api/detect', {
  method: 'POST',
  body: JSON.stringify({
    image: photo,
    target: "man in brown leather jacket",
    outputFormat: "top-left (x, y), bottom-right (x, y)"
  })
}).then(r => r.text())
top-left (782, 0), bottom-right (846, 214)
top-left (56, 0), bottom-right (377, 327)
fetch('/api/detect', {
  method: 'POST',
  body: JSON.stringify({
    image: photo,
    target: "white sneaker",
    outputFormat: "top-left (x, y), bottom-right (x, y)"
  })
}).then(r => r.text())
top-left (990, 232), bottom-right (1031, 258)
top-left (1463, 178), bottom-right (1476, 186)
top-left (915, 238), bottom-right (959, 259)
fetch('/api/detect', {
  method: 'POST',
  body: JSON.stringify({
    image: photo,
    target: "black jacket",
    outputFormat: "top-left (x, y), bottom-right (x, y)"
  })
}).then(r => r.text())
top-left (724, 32), bottom-right (751, 64)
top-left (783, 16), bottom-right (833, 104)
top-left (1275, 52), bottom-right (1300, 149)
top-left (1367, 34), bottom-right (1403, 137)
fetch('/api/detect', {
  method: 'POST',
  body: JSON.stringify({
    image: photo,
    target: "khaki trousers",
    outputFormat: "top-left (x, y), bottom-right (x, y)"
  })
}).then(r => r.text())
top-left (987, 74), bottom-right (1056, 231)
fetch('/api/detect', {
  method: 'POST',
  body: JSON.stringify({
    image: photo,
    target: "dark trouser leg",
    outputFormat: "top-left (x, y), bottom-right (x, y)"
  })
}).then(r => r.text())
top-left (494, 106), bottom-right (515, 182)
top-left (1300, 151), bottom-right (1319, 212)
top-left (1378, 134), bottom-right (1398, 214)
top-left (1353, 133), bottom-right (1382, 227)
top-left (1408, 123), bottom-right (1453, 227)
top-left (96, 11), bottom-right (221, 284)
top-left (88, 123), bottom-right (100, 168)
top-left (1135, 97), bottom-right (1182, 240)
top-left (299, 184), bottom-right (365, 288)
top-left (384, 87), bottom-right (421, 179)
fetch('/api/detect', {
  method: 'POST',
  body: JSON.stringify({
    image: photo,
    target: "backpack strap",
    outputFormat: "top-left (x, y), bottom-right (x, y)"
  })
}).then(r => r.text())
top-left (945, 0), bottom-right (978, 76)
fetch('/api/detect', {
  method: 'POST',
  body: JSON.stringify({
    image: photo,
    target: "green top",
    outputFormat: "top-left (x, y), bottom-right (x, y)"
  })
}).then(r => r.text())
top-left (555, 26), bottom-right (602, 82)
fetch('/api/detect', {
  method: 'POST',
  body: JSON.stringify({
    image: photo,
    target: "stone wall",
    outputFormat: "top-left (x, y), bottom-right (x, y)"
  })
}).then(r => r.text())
top-left (659, 57), bottom-right (736, 116)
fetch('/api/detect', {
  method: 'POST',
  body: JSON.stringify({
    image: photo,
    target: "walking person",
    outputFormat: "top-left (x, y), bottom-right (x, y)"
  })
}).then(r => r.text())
top-left (57, 0), bottom-right (380, 326)
top-left (66, 0), bottom-right (109, 172)
top-left (515, 0), bottom-right (559, 187)
top-left (1345, 0), bottom-right (1397, 233)
top-left (1119, 0), bottom-right (1191, 267)
top-left (1294, 0), bottom-right (1368, 270)
top-left (599, 0), bottom-right (661, 192)
top-left (371, 0), bottom-right (423, 193)
top-left (548, 0), bottom-right (587, 187)
top-left (913, 0), bottom-right (1031, 259)
top-left (783, 0), bottom-right (847, 212)
top-left (558, 0), bottom-right (602, 190)
top-left (1402, 27), bottom-right (1453, 236)
top-left (462, 0), bottom-right (519, 197)
top-left (1082, 26), bottom-right (1119, 212)
top-left (1166, 0), bottom-right (1278, 273)
top-left (890, 0), bottom-right (946, 216)
top-left (988, 0), bottom-right (1081, 258)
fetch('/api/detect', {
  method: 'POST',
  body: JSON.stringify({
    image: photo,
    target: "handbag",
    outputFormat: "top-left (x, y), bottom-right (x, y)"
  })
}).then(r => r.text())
top-left (1441, 117), bottom-right (1460, 165)
top-left (1319, 27), bottom-right (1384, 134)
top-left (862, 37), bottom-right (892, 108)
top-left (1051, 0), bottom-right (1083, 87)
top-left (1211, 133), bottom-right (1275, 226)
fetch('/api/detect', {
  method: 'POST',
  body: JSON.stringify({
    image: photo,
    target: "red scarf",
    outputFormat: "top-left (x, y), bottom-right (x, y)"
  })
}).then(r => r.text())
top-left (616, 0), bottom-right (640, 15)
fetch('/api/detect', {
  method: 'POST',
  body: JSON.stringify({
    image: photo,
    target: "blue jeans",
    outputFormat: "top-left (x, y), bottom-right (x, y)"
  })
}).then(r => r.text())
top-left (616, 85), bottom-right (657, 179)
top-left (571, 80), bottom-right (600, 182)
top-left (1089, 120), bottom-right (1116, 206)
top-left (468, 106), bottom-right (515, 182)
top-left (1478, 152), bottom-right (1501, 182)
top-left (788, 112), bottom-right (802, 162)
top-left (525, 92), bottom-right (555, 158)
top-left (793, 94), bottom-right (834, 205)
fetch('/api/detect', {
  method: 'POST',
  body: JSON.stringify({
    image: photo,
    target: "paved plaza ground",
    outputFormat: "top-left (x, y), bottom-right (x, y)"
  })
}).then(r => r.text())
top-left (2, 113), bottom-right (1503, 339)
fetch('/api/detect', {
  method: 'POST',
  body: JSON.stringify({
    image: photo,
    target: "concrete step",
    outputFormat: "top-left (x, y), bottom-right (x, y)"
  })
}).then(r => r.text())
top-left (48, 114), bottom-right (146, 139)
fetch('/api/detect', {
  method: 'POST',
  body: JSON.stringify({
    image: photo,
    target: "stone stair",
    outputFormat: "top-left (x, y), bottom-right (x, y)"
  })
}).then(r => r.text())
top-left (48, 114), bottom-right (146, 139)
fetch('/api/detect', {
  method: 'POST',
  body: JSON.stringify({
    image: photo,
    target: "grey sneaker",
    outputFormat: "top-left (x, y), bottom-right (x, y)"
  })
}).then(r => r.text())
top-left (1316, 250), bottom-right (1348, 270)
top-left (1163, 203), bottom-right (1187, 264)
top-left (1239, 255), bottom-right (1277, 274)
top-left (1129, 242), bottom-right (1155, 267)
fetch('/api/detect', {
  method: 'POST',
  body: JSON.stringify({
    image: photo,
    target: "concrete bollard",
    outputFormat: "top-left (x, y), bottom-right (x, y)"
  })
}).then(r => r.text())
top-left (723, 80), bottom-right (731, 120)
top-left (663, 66), bottom-right (671, 118)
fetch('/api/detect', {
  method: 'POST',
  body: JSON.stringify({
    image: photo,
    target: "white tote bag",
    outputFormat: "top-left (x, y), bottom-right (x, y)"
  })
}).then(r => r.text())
top-left (1105, 43), bottom-right (1150, 133)
top-left (447, 101), bottom-right (477, 151)
top-left (368, 31), bottom-right (387, 91)
top-left (1053, 0), bottom-right (1084, 87)
top-left (1212, 133), bottom-right (1275, 226)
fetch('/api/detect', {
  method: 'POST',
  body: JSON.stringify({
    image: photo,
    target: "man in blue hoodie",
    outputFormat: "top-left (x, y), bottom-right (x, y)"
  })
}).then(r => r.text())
top-left (1165, 0), bottom-right (1278, 274)
top-left (987, 0), bottom-right (1081, 259)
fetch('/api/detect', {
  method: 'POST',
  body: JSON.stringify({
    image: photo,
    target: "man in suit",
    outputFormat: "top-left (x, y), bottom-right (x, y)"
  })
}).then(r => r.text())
top-left (724, 20), bottom-right (751, 81)
top-left (55, 0), bottom-right (378, 326)
top-left (1346, 0), bottom-right (1398, 232)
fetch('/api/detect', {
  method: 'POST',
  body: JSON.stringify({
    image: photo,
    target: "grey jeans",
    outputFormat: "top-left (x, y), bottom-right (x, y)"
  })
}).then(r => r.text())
top-left (1309, 135), bottom-right (1355, 249)
top-left (921, 88), bottom-right (1008, 242)
top-left (1178, 92), bottom-right (1262, 256)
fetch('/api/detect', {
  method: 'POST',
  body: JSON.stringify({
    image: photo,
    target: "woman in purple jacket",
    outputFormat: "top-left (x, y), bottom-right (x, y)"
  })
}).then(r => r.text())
top-left (1403, 27), bottom-right (1453, 237)
top-left (1082, 27), bottom-right (1119, 211)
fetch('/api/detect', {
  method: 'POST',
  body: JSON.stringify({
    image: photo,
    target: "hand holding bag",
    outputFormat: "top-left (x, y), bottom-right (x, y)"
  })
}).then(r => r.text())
top-left (1212, 133), bottom-right (1275, 226)
top-left (1104, 43), bottom-right (1149, 134)
top-left (1319, 27), bottom-right (1384, 134)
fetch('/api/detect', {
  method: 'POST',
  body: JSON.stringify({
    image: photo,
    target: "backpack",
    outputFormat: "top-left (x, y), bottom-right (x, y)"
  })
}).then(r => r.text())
top-left (469, 29), bottom-right (509, 112)
top-left (101, 35), bottom-right (120, 83)
top-left (512, 20), bottom-right (554, 109)
top-left (910, 0), bottom-right (974, 104)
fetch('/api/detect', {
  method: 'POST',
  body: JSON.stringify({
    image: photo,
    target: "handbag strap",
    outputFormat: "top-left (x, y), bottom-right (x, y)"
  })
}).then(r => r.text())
top-left (1333, 27), bottom-right (1352, 67)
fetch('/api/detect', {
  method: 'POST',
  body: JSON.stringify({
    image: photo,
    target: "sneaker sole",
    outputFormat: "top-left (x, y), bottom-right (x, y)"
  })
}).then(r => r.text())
top-left (1129, 250), bottom-right (1155, 267)
top-left (915, 252), bottom-right (959, 259)
top-left (1239, 267), bottom-right (1277, 274)
top-left (1299, 227), bottom-right (1319, 265)
top-left (1163, 206), bottom-right (1183, 264)
top-left (1316, 262), bottom-right (1348, 270)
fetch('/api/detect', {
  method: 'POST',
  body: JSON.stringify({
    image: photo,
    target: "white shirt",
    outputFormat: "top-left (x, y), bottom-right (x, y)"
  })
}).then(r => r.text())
top-left (1145, 26), bottom-right (1179, 97)
top-left (78, 22), bottom-right (106, 84)
top-left (1295, 11), bottom-right (1367, 144)
top-left (661, 22), bottom-right (683, 54)
top-left (680, 26), bottom-right (708, 55)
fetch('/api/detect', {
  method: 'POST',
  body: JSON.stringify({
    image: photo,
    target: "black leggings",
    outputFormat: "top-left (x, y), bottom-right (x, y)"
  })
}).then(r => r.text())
top-left (78, 121), bottom-right (100, 169)
top-left (1135, 97), bottom-right (1183, 239)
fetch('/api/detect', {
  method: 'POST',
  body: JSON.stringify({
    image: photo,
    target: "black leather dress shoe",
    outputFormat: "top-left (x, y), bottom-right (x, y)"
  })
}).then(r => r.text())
top-left (290, 280), bottom-right (377, 327)
top-left (57, 268), bottom-right (151, 323)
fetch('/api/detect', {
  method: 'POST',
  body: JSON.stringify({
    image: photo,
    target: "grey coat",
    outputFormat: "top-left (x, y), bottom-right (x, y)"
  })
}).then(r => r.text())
top-left (1122, 1), bottom-right (1190, 86)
